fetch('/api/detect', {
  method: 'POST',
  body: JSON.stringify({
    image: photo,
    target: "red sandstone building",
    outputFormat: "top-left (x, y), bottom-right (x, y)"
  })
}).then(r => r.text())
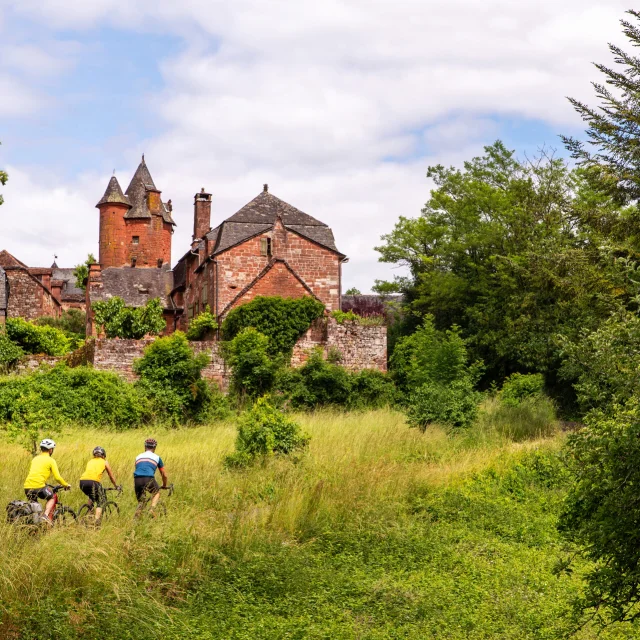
top-left (86, 157), bottom-right (346, 335)
top-left (2, 156), bottom-right (348, 335)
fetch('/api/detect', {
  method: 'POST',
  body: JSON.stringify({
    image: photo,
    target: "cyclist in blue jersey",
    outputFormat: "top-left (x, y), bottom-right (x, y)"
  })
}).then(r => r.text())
top-left (133, 438), bottom-right (168, 517)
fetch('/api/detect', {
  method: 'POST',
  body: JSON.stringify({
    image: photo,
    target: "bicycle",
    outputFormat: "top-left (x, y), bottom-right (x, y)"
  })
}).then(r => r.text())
top-left (78, 486), bottom-right (122, 523)
top-left (7, 485), bottom-right (76, 530)
top-left (135, 483), bottom-right (174, 519)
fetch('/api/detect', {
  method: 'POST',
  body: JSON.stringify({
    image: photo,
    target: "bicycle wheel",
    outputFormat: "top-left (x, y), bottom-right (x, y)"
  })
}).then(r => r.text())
top-left (77, 504), bottom-right (94, 520)
top-left (53, 506), bottom-right (77, 525)
top-left (150, 501), bottom-right (167, 518)
top-left (102, 501), bottom-right (120, 520)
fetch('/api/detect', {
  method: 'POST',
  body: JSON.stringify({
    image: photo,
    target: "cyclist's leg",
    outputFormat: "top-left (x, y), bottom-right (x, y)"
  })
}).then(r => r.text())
top-left (94, 484), bottom-right (107, 523)
top-left (37, 487), bottom-right (55, 521)
top-left (147, 480), bottom-right (161, 512)
top-left (134, 477), bottom-right (151, 517)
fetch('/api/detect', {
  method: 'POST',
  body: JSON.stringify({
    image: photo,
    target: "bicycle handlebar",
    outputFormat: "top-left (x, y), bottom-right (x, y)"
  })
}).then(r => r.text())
top-left (47, 484), bottom-right (69, 493)
top-left (161, 483), bottom-right (174, 497)
top-left (105, 487), bottom-right (123, 497)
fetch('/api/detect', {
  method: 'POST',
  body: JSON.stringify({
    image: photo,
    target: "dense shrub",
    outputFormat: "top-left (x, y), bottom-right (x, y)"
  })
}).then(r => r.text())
top-left (406, 378), bottom-right (482, 430)
top-left (0, 333), bottom-right (23, 369)
top-left (186, 306), bottom-right (218, 340)
top-left (274, 349), bottom-right (396, 410)
top-left (559, 402), bottom-right (640, 625)
top-left (133, 332), bottom-right (222, 425)
top-left (0, 365), bottom-right (150, 450)
top-left (225, 397), bottom-right (309, 467)
top-left (391, 315), bottom-right (482, 394)
top-left (559, 309), bottom-right (640, 416)
top-left (222, 296), bottom-right (325, 357)
top-left (500, 373), bottom-right (545, 407)
top-left (6, 317), bottom-right (70, 356)
top-left (35, 309), bottom-right (86, 349)
top-left (223, 328), bottom-right (279, 399)
top-left (92, 296), bottom-right (165, 339)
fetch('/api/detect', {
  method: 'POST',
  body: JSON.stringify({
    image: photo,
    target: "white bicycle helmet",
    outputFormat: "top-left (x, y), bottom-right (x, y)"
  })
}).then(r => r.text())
top-left (40, 438), bottom-right (56, 450)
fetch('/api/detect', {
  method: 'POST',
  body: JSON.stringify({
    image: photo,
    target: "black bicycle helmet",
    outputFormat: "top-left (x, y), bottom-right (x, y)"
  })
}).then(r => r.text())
top-left (93, 446), bottom-right (106, 458)
top-left (144, 438), bottom-right (157, 449)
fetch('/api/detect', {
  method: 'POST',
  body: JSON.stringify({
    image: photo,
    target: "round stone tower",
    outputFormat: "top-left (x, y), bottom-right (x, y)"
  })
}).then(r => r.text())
top-left (95, 175), bottom-right (131, 269)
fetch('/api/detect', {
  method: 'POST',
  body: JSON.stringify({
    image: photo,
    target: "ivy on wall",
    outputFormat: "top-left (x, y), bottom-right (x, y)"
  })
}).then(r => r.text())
top-left (221, 296), bottom-right (325, 357)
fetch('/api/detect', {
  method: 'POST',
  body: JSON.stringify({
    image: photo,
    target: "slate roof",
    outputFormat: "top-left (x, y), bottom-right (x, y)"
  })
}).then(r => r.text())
top-left (96, 176), bottom-right (131, 208)
top-left (123, 157), bottom-right (175, 225)
top-left (52, 268), bottom-right (85, 300)
top-left (205, 190), bottom-right (343, 257)
top-left (0, 250), bottom-right (27, 268)
top-left (91, 267), bottom-right (175, 308)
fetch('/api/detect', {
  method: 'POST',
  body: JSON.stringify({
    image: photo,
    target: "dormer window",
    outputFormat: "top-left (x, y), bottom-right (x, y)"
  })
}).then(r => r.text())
top-left (131, 257), bottom-right (137, 268)
top-left (260, 237), bottom-right (272, 257)
top-left (132, 236), bottom-right (139, 245)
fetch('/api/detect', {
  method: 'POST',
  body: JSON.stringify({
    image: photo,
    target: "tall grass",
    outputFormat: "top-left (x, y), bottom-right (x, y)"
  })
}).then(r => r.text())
top-left (0, 410), bottom-right (629, 639)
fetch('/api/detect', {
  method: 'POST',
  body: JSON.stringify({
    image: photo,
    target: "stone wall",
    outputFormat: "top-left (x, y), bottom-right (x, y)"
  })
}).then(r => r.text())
top-left (85, 338), bottom-right (227, 387)
top-left (291, 317), bottom-right (387, 371)
top-left (4, 268), bottom-right (61, 320)
top-left (74, 317), bottom-right (386, 387)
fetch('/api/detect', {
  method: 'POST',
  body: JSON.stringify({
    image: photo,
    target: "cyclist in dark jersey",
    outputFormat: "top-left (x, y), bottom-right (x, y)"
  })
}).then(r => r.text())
top-left (133, 438), bottom-right (168, 517)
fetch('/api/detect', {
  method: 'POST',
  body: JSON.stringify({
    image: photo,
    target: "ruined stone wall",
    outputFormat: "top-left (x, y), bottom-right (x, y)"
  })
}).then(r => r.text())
top-left (291, 317), bottom-right (387, 371)
top-left (87, 338), bottom-right (227, 387)
top-left (74, 318), bottom-right (386, 388)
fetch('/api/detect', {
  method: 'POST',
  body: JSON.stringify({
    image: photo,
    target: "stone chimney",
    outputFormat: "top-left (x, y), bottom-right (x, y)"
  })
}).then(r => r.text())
top-left (193, 188), bottom-right (212, 241)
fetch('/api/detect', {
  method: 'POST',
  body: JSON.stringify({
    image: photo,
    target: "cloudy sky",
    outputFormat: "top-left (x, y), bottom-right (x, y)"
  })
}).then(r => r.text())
top-left (0, 0), bottom-right (631, 291)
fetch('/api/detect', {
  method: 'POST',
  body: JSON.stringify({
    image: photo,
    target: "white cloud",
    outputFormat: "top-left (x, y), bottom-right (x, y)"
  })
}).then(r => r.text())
top-left (2, 0), bottom-right (636, 290)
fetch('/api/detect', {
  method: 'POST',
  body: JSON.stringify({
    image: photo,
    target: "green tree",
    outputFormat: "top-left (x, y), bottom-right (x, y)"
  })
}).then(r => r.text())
top-left (345, 287), bottom-right (362, 295)
top-left (73, 253), bottom-right (96, 291)
top-left (92, 296), bottom-right (165, 339)
top-left (562, 10), bottom-right (640, 205)
top-left (376, 142), bottom-right (623, 384)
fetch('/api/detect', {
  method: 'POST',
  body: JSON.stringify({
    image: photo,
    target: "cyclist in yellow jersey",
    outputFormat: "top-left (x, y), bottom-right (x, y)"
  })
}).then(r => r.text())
top-left (23, 438), bottom-right (70, 522)
top-left (79, 447), bottom-right (120, 525)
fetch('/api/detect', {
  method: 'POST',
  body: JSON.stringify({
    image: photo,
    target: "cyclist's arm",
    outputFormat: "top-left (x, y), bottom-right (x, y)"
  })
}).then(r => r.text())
top-left (50, 458), bottom-right (70, 487)
top-left (159, 466), bottom-right (168, 488)
top-left (104, 462), bottom-right (118, 487)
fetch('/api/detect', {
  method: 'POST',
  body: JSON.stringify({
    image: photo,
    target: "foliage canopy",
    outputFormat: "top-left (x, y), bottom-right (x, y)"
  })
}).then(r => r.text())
top-left (92, 296), bottom-right (165, 339)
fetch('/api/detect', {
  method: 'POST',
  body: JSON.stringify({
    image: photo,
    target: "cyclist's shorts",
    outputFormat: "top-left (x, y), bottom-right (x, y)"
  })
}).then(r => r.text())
top-left (134, 477), bottom-right (159, 502)
top-left (24, 486), bottom-right (53, 502)
top-left (79, 480), bottom-right (107, 507)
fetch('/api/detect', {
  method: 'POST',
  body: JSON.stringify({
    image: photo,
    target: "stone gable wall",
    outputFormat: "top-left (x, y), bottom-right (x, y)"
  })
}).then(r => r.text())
top-left (5, 269), bottom-right (60, 320)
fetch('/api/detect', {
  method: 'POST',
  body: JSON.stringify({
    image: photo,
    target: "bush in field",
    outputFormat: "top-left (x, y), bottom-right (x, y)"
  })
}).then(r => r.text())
top-left (391, 315), bottom-right (482, 394)
top-left (0, 333), bottom-right (23, 369)
top-left (225, 397), bottom-right (309, 467)
top-left (6, 317), bottom-right (70, 356)
top-left (92, 296), bottom-right (165, 339)
top-left (273, 349), bottom-right (396, 410)
top-left (133, 332), bottom-right (218, 424)
top-left (186, 306), bottom-right (218, 340)
top-left (500, 373), bottom-right (545, 407)
top-left (224, 327), bottom-right (279, 399)
top-left (559, 402), bottom-right (640, 625)
top-left (406, 378), bottom-right (482, 430)
top-left (222, 295), bottom-right (325, 357)
top-left (0, 365), bottom-right (150, 450)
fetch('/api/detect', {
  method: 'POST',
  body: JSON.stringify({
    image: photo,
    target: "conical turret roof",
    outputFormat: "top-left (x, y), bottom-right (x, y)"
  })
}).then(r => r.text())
top-left (123, 156), bottom-right (175, 225)
top-left (96, 176), bottom-right (131, 208)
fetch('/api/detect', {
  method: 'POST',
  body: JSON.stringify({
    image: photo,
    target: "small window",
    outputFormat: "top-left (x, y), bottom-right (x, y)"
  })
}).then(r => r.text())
top-left (202, 284), bottom-right (208, 304)
top-left (132, 236), bottom-right (139, 245)
top-left (131, 257), bottom-right (137, 268)
top-left (157, 258), bottom-right (163, 268)
top-left (187, 305), bottom-right (194, 319)
top-left (260, 237), bottom-right (272, 257)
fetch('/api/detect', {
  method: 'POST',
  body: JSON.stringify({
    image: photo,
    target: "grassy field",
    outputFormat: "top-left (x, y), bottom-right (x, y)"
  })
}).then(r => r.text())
top-left (0, 409), bottom-right (637, 639)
